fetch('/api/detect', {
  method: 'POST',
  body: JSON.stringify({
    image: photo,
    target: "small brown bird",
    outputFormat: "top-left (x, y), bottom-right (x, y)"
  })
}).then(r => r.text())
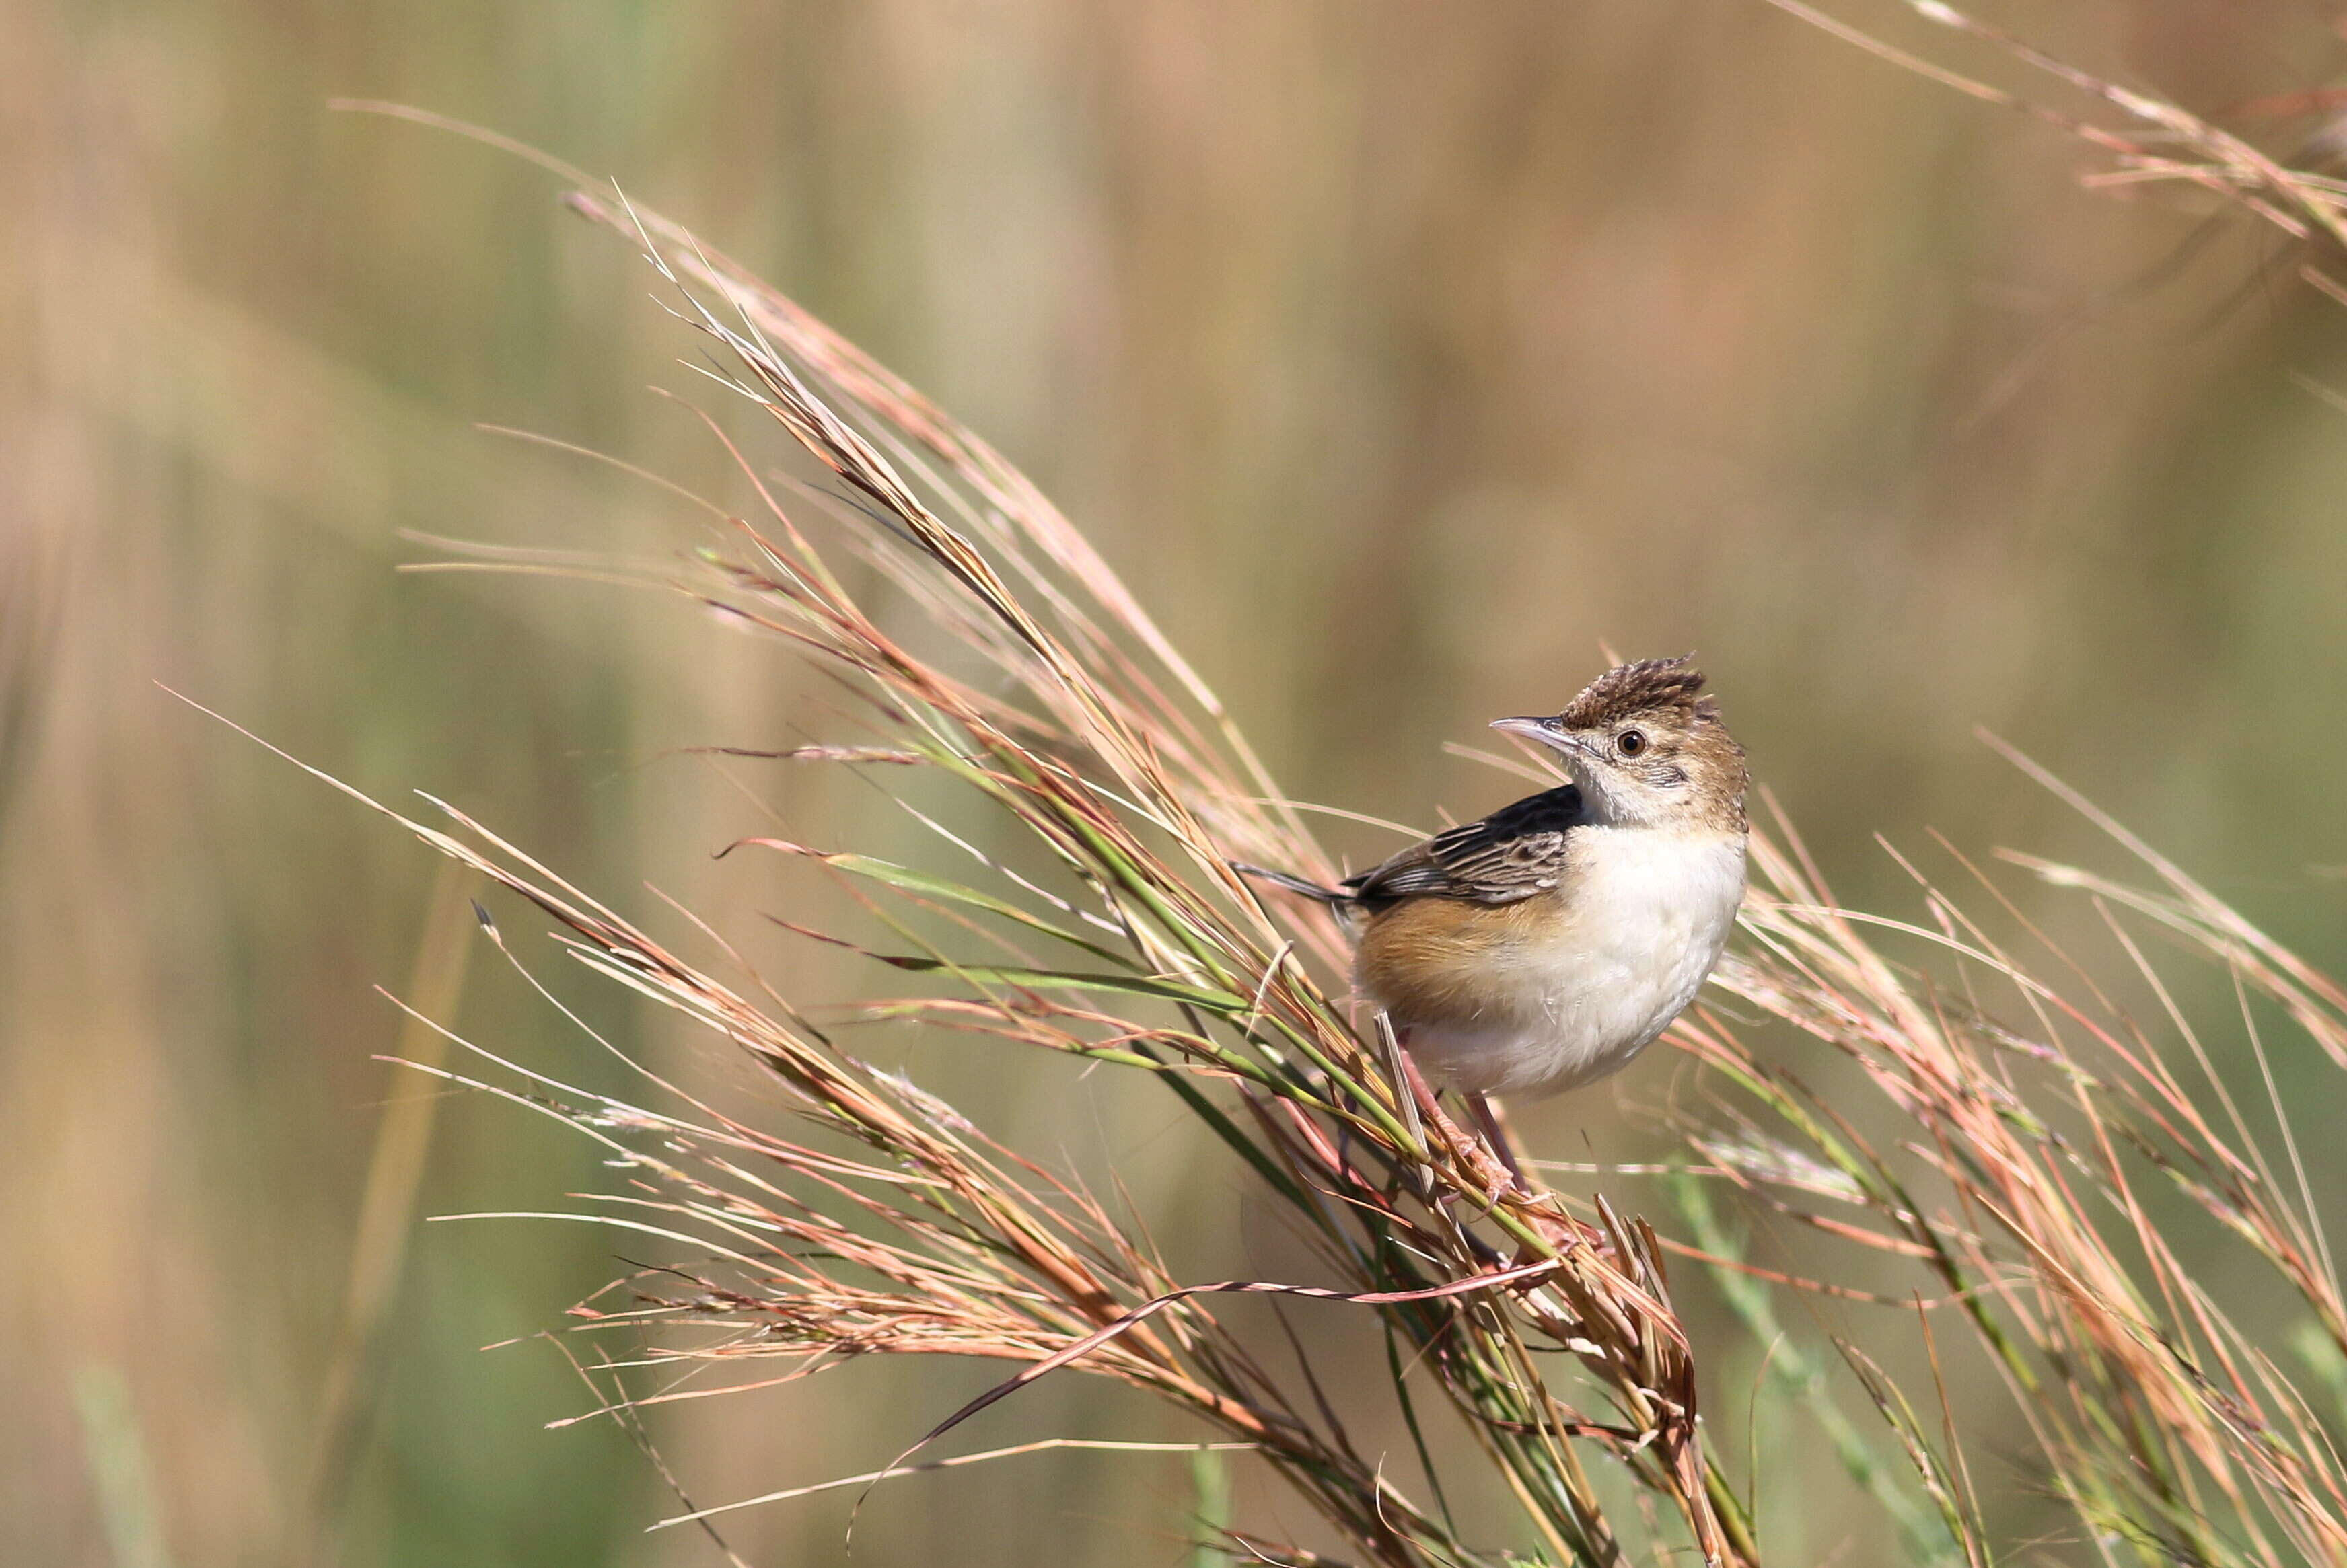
top-left (1241, 657), bottom-right (1749, 1181)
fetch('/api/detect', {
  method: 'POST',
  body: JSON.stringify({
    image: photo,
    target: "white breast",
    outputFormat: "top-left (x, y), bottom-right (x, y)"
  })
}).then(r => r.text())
top-left (1404, 829), bottom-right (1746, 1098)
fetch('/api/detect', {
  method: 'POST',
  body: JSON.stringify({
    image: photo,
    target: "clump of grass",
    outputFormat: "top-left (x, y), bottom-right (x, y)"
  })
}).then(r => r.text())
top-left (1683, 797), bottom-right (2347, 1565)
top-left (305, 186), bottom-right (1762, 1568)
top-left (285, 22), bottom-right (2347, 1561)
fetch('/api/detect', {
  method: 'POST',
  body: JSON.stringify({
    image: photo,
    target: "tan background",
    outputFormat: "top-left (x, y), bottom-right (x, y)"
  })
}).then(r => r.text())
top-left (5, 1), bottom-right (2346, 1563)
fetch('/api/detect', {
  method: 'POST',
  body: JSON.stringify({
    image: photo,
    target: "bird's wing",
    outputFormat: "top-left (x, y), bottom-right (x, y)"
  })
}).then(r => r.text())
top-left (1340, 784), bottom-right (1584, 909)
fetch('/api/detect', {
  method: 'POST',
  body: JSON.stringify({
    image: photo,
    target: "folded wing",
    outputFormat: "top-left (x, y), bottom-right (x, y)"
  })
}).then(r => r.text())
top-left (1342, 785), bottom-right (1585, 910)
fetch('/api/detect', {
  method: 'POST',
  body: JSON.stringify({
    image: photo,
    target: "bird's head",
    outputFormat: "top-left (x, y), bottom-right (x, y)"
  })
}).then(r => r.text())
top-left (1490, 656), bottom-right (1747, 833)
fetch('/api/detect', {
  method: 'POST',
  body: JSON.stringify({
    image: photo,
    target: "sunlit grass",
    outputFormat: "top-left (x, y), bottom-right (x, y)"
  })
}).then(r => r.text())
top-left (142, 6), bottom-right (2347, 1559)
top-left (265, 50), bottom-right (2347, 1551)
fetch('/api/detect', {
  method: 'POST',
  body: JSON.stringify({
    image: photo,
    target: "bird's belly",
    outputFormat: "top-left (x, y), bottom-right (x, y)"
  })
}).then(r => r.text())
top-left (1403, 936), bottom-right (1717, 1096)
top-left (1363, 835), bottom-right (1745, 1098)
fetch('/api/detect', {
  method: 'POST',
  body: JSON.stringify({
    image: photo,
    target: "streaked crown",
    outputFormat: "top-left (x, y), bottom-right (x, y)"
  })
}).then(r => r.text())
top-left (1558, 655), bottom-right (1719, 733)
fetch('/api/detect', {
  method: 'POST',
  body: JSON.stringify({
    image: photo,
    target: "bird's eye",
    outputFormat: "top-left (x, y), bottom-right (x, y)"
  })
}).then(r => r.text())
top-left (1616, 729), bottom-right (1647, 757)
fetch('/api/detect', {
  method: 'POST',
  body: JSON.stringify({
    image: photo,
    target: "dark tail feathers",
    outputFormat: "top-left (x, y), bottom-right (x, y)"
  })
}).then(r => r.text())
top-left (1231, 861), bottom-right (1352, 905)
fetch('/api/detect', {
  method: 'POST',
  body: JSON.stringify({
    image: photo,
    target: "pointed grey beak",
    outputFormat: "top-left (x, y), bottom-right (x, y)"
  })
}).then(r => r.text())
top-left (1490, 715), bottom-right (1577, 753)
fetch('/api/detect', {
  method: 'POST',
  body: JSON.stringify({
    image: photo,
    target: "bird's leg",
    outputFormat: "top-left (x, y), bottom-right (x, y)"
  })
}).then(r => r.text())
top-left (1464, 1092), bottom-right (1530, 1193)
top-left (1391, 1046), bottom-right (1516, 1205)
top-left (1460, 1094), bottom-right (1590, 1252)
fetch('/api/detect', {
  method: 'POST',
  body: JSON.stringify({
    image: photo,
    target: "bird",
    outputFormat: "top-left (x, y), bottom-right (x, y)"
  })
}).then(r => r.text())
top-left (1238, 657), bottom-right (1748, 1187)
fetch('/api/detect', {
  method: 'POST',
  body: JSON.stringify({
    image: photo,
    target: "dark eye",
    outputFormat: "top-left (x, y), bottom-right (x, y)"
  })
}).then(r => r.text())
top-left (1616, 729), bottom-right (1647, 757)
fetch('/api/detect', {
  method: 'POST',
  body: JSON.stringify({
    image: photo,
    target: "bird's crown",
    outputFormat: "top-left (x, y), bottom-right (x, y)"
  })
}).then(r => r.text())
top-left (1558, 655), bottom-right (1717, 731)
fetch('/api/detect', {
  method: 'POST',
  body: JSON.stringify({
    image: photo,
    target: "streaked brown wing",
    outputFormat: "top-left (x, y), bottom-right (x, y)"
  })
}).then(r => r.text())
top-left (1340, 784), bottom-right (1584, 909)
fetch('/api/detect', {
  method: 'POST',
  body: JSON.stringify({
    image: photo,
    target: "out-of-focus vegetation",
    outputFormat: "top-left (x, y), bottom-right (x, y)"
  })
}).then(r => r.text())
top-left (6, 3), bottom-right (2347, 1565)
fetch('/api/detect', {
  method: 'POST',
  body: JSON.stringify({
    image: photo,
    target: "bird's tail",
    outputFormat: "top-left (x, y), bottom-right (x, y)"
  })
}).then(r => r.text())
top-left (1231, 861), bottom-right (1352, 905)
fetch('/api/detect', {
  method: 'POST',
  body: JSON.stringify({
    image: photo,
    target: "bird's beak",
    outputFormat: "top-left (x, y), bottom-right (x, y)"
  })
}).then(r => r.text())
top-left (1490, 715), bottom-right (1577, 754)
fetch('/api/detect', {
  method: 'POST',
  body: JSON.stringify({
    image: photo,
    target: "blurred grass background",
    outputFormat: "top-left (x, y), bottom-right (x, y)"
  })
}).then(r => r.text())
top-left (6, 0), bottom-right (2347, 1563)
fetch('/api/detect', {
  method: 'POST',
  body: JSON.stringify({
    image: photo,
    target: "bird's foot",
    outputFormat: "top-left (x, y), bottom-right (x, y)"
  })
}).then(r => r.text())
top-left (1383, 1028), bottom-right (1575, 1224)
top-left (1391, 1051), bottom-right (1510, 1201)
top-left (1462, 1092), bottom-right (1533, 1195)
top-left (1422, 1092), bottom-right (1535, 1214)
top-left (1455, 1132), bottom-right (1520, 1211)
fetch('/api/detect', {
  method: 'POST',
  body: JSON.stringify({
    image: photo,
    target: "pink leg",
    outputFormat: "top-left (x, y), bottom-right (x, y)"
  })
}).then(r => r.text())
top-left (1464, 1091), bottom-right (1529, 1193)
top-left (1387, 1037), bottom-right (1516, 1203)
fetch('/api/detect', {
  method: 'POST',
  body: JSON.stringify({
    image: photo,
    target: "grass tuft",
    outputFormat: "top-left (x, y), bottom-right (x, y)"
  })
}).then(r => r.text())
top-left (281, 19), bottom-right (2347, 1562)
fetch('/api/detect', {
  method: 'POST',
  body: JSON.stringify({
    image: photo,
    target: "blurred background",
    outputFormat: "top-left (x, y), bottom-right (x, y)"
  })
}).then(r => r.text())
top-left (6, 1), bottom-right (2347, 1563)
